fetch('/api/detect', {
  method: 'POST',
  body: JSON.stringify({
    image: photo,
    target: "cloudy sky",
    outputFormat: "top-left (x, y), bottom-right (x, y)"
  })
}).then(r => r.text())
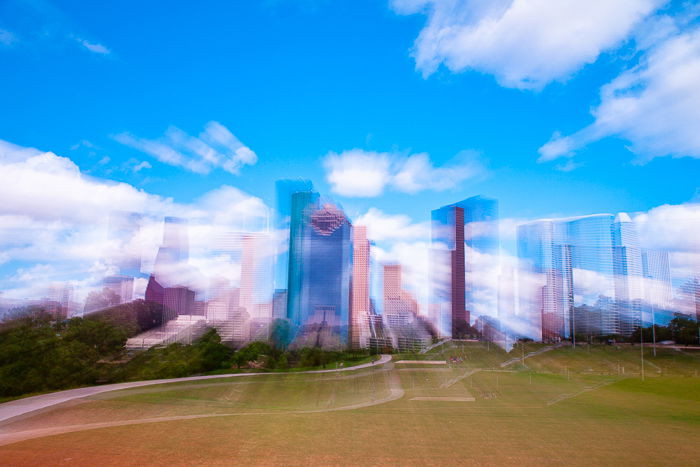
top-left (1, 0), bottom-right (699, 303)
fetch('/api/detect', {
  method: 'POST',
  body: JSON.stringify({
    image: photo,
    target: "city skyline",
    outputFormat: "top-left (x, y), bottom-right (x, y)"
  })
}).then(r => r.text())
top-left (1, 175), bottom-right (697, 352)
top-left (1, 0), bottom-right (699, 347)
top-left (3, 2), bottom-right (700, 464)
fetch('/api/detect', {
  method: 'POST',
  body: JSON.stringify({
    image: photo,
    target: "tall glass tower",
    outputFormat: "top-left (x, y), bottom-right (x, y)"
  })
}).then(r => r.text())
top-left (517, 220), bottom-right (572, 340)
top-left (612, 213), bottom-right (644, 336)
top-left (287, 192), bottom-right (353, 349)
top-left (274, 179), bottom-right (313, 292)
top-left (431, 196), bottom-right (499, 338)
top-left (431, 204), bottom-right (466, 338)
top-left (456, 196), bottom-right (499, 322)
top-left (518, 212), bottom-right (648, 340)
top-left (286, 190), bottom-right (320, 328)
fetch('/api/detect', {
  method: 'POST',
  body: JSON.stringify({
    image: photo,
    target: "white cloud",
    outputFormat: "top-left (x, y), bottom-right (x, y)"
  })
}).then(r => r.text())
top-left (0, 29), bottom-right (17, 46)
top-left (0, 139), bottom-right (270, 302)
top-left (77, 38), bottom-right (111, 55)
top-left (192, 185), bottom-right (270, 230)
top-left (132, 161), bottom-right (152, 172)
top-left (633, 202), bottom-right (700, 255)
top-left (323, 150), bottom-right (391, 197)
top-left (115, 121), bottom-right (258, 175)
top-left (0, 144), bottom-right (173, 223)
top-left (539, 25), bottom-right (700, 163)
top-left (354, 208), bottom-right (430, 242)
top-left (323, 148), bottom-right (485, 197)
top-left (391, 0), bottom-right (661, 89)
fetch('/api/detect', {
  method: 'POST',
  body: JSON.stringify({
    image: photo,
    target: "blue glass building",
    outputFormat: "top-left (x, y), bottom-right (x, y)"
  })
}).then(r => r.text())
top-left (286, 190), bottom-right (353, 349)
top-left (274, 179), bottom-right (314, 292)
top-left (431, 195), bottom-right (500, 338)
top-left (456, 196), bottom-right (499, 321)
top-left (518, 212), bottom-right (654, 339)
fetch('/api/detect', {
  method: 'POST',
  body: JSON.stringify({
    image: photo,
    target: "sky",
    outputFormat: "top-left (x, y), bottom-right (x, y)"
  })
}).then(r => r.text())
top-left (1, 0), bottom-right (699, 305)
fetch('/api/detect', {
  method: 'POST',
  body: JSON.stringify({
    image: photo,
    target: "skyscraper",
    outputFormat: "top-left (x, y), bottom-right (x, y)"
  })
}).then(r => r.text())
top-left (108, 211), bottom-right (143, 277)
top-left (431, 196), bottom-right (500, 338)
top-left (383, 264), bottom-right (419, 327)
top-left (103, 275), bottom-right (134, 304)
top-left (102, 211), bottom-right (144, 305)
top-left (287, 192), bottom-right (353, 349)
top-left (431, 203), bottom-right (466, 338)
top-left (567, 214), bottom-right (618, 336)
top-left (383, 263), bottom-right (429, 351)
top-left (457, 196), bottom-right (500, 317)
top-left (351, 225), bottom-right (371, 350)
top-left (153, 217), bottom-right (189, 287)
top-left (612, 213), bottom-right (644, 336)
top-left (163, 286), bottom-right (195, 322)
top-left (517, 220), bottom-right (572, 341)
top-left (287, 190), bottom-right (320, 328)
top-left (518, 212), bottom-right (652, 340)
top-left (240, 233), bottom-right (274, 339)
top-left (274, 179), bottom-right (314, 292)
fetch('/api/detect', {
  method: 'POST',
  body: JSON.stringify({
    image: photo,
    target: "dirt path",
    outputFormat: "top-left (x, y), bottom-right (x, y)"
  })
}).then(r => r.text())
top-left (500, 343), bottom-right (565, 368)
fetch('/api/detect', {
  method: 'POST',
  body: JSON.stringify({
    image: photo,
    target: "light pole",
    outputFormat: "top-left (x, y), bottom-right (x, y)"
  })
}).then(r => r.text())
top-left (651, 304), bottom-right (657, 358)
top-left (640, 322), bottom-right (645, 382)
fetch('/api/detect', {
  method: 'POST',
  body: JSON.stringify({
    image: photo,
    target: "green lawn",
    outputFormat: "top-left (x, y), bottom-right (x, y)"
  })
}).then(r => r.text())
top-left (2, 342), bottom-right (699, 465)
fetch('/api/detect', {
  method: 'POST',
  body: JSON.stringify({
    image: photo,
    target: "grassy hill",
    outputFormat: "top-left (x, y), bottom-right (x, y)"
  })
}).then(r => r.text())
top-left (2, 341), bottom-right (699, 464)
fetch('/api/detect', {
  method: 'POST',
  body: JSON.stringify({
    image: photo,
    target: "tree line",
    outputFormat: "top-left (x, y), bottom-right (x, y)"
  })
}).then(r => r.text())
top-left (0, 304), bottom-right (371, 400)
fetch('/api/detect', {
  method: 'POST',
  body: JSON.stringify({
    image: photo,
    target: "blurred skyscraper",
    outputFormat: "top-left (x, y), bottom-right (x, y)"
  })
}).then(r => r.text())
top-left (102, 211), bottom-right (144, 305)
top-left (431, 203), bottom-right (466, 338)
top-left (287, 190), bottom-right (353, 349)
top-left (274, 179), bottom-right (314, 292)
top-left (383, 263), bottom-right (430, 351)
top-left (287, 190), bottom-right (320, 327)
top-left (431, 196), bottom-right (498, 338)
top-left (153, 217), bottom-right (189, 286)
top-left (240, 233), bottom-right (274, 340)
top-left (108, 211), bottom-right (144, 277)
top-left (567, 214), bottom-right (618, 336)
top-left (517, 220), bottom-right (572, 341)
top-left (145, 216), bottom-right (196, 324)
top-left (351, 225), bottom-right (371, 350)
top-left (517, 212), bottom-right (671, 340)
top-left (457, 196), bottom-right (500, 320)
top-left (612, 213), bottom-right (644, 336)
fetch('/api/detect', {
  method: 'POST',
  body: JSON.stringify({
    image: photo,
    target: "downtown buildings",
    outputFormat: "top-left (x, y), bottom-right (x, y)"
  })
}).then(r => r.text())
top-left (430, 196), bottom-right (499, 339)
top-left (517, 213), bottom-right (674, 341)
top-left (285, 188), bottom-right (353, 349)
top-left (9, 174), bottom-right (696, 352)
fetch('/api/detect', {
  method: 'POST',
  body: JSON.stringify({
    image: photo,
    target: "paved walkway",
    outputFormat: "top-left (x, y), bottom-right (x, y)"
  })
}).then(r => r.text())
top-left (0, 354), bottom-right (392, 425)
top-left (500, 343), bottom-right (565, 368)
top-left (419, 338), bottom-right (451, 354)
top-left (0, 362), bottom-right (404, 447)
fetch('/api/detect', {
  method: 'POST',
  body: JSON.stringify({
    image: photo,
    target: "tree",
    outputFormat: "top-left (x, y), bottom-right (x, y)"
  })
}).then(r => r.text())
top-left (62, 318), bottom-right (127, 355)
top-left (87, 299), bottom-right (164, 337)
top-left (669, 315), bottom-right (699, 345)
top-left (233, 341), bottom-right (272, 368)
top-left (270, 319), bottom-right (292, 350)
top-left (84, 287), bottom-right (121, 314)
top-left (299, 347), bottom-right (329, 368)
top-left (196, 329), bottom-right (231, 372)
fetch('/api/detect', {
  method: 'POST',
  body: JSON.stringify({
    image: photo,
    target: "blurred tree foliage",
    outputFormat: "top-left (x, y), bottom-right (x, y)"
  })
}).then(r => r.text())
top-left (0, 308), bottom-right (372, 399)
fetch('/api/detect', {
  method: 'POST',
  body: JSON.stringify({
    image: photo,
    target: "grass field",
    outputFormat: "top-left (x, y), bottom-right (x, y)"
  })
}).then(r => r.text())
top-left (1, 342), bottom-right (699, 465)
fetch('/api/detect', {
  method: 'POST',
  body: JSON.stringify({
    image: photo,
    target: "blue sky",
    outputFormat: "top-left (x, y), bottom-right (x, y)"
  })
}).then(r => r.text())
top-left (1, 0), bottom-right (699, 302)
top-left (1, 0), bottom-right (697, 218)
